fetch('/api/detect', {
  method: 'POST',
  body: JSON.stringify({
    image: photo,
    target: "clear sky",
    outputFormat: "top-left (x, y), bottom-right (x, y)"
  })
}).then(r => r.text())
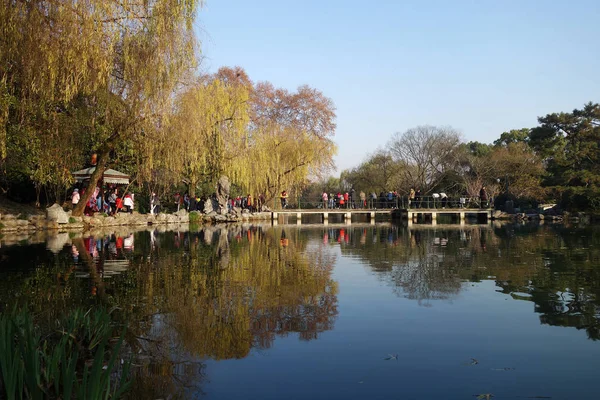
top-left (196, 0), bottom-right (600, 173)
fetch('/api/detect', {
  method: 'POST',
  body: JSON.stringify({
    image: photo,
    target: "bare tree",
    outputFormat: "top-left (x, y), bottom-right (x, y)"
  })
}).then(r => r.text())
top-left (389, 126), bottom-right (462, 193)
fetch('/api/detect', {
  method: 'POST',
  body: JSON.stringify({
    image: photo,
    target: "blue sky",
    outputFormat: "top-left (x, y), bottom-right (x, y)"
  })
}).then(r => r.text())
top-left (196, 0), bottom-right (600, 173)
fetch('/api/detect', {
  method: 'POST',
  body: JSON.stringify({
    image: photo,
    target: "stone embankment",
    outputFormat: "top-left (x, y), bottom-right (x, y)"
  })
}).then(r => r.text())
top-left (0, 203), bottom-right (272, 234)
top-left (491, 209), bottom-right (588, 223)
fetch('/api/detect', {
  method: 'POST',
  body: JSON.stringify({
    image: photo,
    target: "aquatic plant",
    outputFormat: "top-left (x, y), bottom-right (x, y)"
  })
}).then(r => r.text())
top-left (0, 307), bottom-right (131, 399)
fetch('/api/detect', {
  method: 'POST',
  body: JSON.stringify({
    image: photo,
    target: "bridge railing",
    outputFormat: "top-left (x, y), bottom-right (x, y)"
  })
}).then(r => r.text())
top-left (287, 196), bottom-right (491, 210)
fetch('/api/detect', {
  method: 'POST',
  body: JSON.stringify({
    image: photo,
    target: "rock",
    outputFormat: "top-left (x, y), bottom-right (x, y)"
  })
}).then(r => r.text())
top-left (203, 199), bottom-right (214, 214)
top-left (1, 219), bottom-right (18, 230)
top-left (214, 214), bottom-right (228, 222)
top-left (2, 214), bottom-right (17, 221)
top-left (216, 176), bottom-right (230, 214)
top-left (207, 211), bottom-right (217, 217)
top-left (46, 204), bottom-right (69, 224)
top-left (174, 209), bottom-right (188, 218)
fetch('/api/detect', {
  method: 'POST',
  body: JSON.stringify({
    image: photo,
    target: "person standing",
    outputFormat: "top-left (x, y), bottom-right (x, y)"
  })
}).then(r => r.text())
top-left (124, 192), bottom-right (134, 213)
top-left (343, 192), bottom-right (349, 208)
top-left (109, 189), bottom-right (117, 215)
top-left (350, 188), bottom-right (355, 209)
top-left (409, 188), bottom-right (415, 209)
top-left (280, 190), bottom-right (288, 209)
top-left (174, 192), bottom-right (181, 211)
top-left (322, 191), bottom-right (328, 209)
top-left (359, 191), bottom-right (366, 209)
top-left (247, 194), bottom-right (253, 212)
top-left (440, 192), bottom-right (448, 209)
top-left (152, 192), bottom-right (161, 214)
top-left (71, 189), bottom-right (80, 209)
top-left (183, 193), bottom-right (190, 211)
top-left (415, 189), bottom-right (422, 209)
top-left (479, 186), bottom-right (488, 209)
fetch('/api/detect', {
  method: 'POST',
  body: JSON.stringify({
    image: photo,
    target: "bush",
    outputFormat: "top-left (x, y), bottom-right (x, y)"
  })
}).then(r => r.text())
top-left (189, 211), bottom-right (201, 224)
top-left (68, 217), bottom-right (77, 224)
top-left (559, 186), bottom-right (600, 212)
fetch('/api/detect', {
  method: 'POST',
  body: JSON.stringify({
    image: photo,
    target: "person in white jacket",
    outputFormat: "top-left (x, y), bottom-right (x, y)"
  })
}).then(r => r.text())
top-left (71, 189), bottom-right (80, 209)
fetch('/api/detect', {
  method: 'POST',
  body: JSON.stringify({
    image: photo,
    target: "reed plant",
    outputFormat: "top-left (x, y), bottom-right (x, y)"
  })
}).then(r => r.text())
top-left (0, 307), bottom-right (131, 399)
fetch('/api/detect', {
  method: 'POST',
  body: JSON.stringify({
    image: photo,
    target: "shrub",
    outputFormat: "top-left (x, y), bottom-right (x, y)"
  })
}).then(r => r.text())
top-left (189, 211), bottom-right (200, 224)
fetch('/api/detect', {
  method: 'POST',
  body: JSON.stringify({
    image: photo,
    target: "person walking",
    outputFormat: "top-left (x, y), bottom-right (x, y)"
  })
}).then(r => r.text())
top-left (280, 190), bottom-right (288, 209)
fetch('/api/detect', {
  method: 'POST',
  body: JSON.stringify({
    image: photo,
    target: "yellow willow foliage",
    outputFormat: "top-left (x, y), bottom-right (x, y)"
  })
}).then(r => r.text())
top-left (164, 77), bottom-right (250, 193)
top-left (0, 0), bottom-right (200, 187)
top-left (248, 126), bottom-right (337, 199)
top-left (0, 0), bottom-right (198, 102)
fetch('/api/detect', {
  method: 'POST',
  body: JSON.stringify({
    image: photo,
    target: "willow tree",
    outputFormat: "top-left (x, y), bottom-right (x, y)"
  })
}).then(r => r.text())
top-left (166, 69), bottom-right (250, 197)
top-left (0, 0), bottom-right (200, 214)
top-left (248, 82), bottom-right (337, 201)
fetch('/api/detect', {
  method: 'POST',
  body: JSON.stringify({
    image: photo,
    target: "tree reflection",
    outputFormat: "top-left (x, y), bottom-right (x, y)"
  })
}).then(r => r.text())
top-left (334, 223), bottom-right (600, 340)
top-left (0, 224), bottom-right (338, 398)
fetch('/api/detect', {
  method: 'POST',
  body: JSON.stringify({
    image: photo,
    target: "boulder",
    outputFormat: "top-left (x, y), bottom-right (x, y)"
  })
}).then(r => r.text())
top-left (214, 214), bottom-right (228, 222)
top-left (174, 209), bottom-right (188, 218)
top-left (2, 214), bottom-right (17, 221)
top-left (203, 199), bottom-right (214, 214)
top-left (46, 204), bottom-right (69, 224)
top-left (1, 219), bottom-right (18, 230)
top-left (216, 176), bottom-right (230, 214)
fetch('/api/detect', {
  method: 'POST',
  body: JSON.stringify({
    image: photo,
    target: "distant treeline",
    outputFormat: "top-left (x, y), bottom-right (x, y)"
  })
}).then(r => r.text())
top-left (308, 102), bottom-right (599, 212)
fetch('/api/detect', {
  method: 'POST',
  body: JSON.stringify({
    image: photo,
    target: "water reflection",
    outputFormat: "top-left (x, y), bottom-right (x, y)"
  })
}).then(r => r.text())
top-left (1, 223), bottom-right (600, 398)
top-left (0, 224), bottom-right (339, 398)
top-left (331, 223), bottom-right (600, 338)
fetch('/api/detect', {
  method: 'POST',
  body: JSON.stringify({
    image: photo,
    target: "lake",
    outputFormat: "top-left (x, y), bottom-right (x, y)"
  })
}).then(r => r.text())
top-left (1, 222), bottom-right (599, 399)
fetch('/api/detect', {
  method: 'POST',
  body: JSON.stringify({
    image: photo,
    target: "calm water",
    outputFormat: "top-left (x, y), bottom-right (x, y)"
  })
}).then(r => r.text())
top-left (1, 222), bottom-right (600, 399)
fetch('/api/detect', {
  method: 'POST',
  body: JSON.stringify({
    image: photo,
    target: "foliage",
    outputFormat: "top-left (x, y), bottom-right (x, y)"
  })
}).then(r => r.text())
top-left (0, 307), bottom-right (131, 399)
top-left (0, 0), bottom-right (201, 213)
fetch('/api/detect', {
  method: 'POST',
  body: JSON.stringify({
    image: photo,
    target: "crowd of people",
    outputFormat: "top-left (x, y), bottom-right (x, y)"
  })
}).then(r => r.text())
top-left (319, 186), bottom-right (490, 210)
top-left (69, 184), bottom-right (492, 216)
top-left (71, 186), bottom-right (135, 216)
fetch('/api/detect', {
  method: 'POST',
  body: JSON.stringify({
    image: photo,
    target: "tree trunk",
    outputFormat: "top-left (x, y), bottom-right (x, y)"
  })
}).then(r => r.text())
top-left (188, 177), bottom-right (196, 198)
top-left (72, 150), bottom-right (109, 217)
